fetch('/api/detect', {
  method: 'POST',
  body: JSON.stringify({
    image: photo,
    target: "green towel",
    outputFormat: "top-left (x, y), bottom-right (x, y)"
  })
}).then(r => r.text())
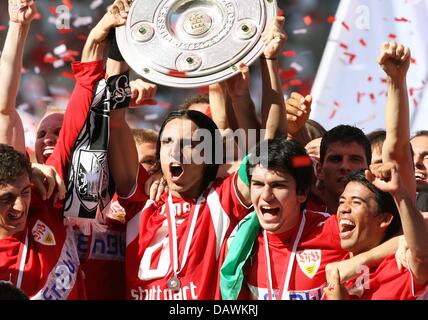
top-left (220, 211), bottom-right (261, 300)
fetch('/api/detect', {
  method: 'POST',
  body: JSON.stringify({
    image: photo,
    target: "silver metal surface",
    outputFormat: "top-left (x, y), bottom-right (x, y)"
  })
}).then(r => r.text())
top-left (117, 0), bottom-right (278, 88)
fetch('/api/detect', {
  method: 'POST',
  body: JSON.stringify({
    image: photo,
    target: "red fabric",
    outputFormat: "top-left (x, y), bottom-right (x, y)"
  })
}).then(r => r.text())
top-left (46, 60), bottom-right (105, 178)
top-left (120, 171), bottom-right (252, 300)
top-left (242, 212), bottom-right (347, 300)
top-left (0, 190), bottom-right (85, 299)
top-left (344, 255), bottom-right (428, 300)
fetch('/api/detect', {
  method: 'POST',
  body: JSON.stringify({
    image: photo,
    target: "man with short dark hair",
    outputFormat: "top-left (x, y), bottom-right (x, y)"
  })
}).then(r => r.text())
top-left (0, 144), bottom-right (84, 299)
top-left (220, 138), bottom-right (398, 300)
top-left (308, 125), bottom-right (371, 214)
top-left (324, 163), bottom-right (428, 299)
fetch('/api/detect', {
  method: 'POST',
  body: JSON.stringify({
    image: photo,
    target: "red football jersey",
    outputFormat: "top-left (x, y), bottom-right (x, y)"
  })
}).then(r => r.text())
top-left (120, 168), bottom-right (252, 300)
top-left (0, 191), bottom-right (85, 300)
top-left (344, 255), bottom-right (428, 300)
top-left (243, 212), bottom-right (347, 300)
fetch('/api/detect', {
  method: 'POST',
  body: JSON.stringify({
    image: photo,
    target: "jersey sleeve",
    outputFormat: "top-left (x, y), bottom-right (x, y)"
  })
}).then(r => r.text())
top-left (118, 164), bottom-right (150, 222)
top-left (369, 255), bottom-right (428, 299)
top-left (46, 60), bottom-right (105, 178)
top-left (213, 171), bottom-right (253, 222)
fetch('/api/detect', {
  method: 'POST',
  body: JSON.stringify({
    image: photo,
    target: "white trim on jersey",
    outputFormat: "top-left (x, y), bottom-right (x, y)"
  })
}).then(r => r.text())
top-left (206, 188), bottom-right (231, 259)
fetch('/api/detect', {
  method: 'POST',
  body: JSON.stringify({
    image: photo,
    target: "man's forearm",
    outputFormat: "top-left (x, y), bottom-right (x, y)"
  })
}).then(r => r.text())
top-left (261, 58), bottom-right (286, 139)
top-left (0, 22), bottom-right (30, 113)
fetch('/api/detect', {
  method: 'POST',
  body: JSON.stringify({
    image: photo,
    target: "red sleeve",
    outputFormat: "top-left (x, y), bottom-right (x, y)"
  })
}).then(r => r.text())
top-left (46, 60), bottom-right (105, 178)
top-left (369, 255), bottom-right (428, 300)
top-left (212, 172), bottom-right (253, 222)
top-left (118, 164), bottom-right (150, 222)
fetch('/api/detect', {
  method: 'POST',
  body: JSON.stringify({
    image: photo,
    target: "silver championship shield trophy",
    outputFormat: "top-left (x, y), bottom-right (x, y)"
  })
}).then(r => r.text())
top-left (116, 0), bottom-right (278, 88)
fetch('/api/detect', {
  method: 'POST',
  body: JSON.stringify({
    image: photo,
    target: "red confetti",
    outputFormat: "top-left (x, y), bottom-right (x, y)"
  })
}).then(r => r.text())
top-left (369, 93), bottom-right (376, 103)
top-left (62, 71), bottom-right (75, 80)
top-left (413, 98), bottom-right (419, 107)
top-left (329, 109), bottom-right (337, 119)
top-left (359, 38), bottom-right (367, 47)
top-left (357, 92), bottom-right (365, 104)
top-left (282, 51), bottom-right (297, 57)
top-left (394, 17), bottom-right (411, 23)
top-left (341, 21), bottom-right (350, 31)
top-left (292, 156), bottom-right (313, 168)
top-left (303, 16), bottom-right (312, 26)
top-left (62, 0), bottom-right (73, 10)
top-left (334, 101), bottom-right (340, 108)
top-left (36, 34), bottom-right (45, 41)
top-left (157, 101), bottom-right (172, 108)
top-left (409, 88), bottom-right (415, 96)
top-left (0, 25), bottom-right (6, 31)
top-left (344, 52), bottom-right (356, 64)
top-left (49, 6), bottom-right (57, 16)
top-left (410, 57), bottom-right (416, 64)
top-left (43, 54), bottom-right (56, 64)
top-left (59, 28), bottom-right (73, 34)
top-left (368, 76), bottom-right (373, 82)
top-left (278, 8), bottom-right (284, 17)
top-left (279, 68), bottom-right (298, 80)
top-left (168, 70), bottom-right (187, 78)
top-left (380, 78), bottom-right (387, 83)
top-left (340, 42), bottom-right (349, 50)
top-left (389, 33), bottom-right (397, 39)
top-left (327, 16), bottom-right (336, 24)
top-left (289, 80), bottom-right (303, 87)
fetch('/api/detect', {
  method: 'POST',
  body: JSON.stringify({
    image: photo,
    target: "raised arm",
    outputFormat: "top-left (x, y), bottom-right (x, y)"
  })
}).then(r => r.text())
top-left (368, 163), bottom-right (428, 286)
top-left (260, 16), bottom-right (287, 139)
top-left (235, 16), bottom-right (287, 204)
top-left (0, 0), bottom-right (37, 153)
top-left (378, 42), bottom-right (416, 201)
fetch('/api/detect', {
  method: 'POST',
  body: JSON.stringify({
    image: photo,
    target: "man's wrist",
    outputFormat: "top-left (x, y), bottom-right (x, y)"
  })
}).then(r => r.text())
top-left (260, 55), bottom-right (277, 60)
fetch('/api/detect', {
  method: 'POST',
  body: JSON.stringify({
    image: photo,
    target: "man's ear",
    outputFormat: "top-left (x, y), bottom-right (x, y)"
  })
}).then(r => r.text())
top-left (316, 161), bottom-right (324, 181)
top-left (297, 189), bottom-right (309, 204)
top-left (379, 213), bottom-right (394, 229)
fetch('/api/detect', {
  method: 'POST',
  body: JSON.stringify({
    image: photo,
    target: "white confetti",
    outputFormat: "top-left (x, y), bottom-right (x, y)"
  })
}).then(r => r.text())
top-left (73, 16), bottom-right (93, 28)
top-left (54, 44), bottom-right (67, 56)
top-left (290, 62), bottom-right (304, 72)
top-left (90, 0), bottom-right (104, 10)
top-left (53, 59), bottom-right (65, 69)
top-left (293, 28), bottom-right (307, 34)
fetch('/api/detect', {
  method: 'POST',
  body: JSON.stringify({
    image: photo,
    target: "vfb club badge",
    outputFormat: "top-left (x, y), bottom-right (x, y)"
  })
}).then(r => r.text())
top-left (296, 250), bottom-right (321, 279)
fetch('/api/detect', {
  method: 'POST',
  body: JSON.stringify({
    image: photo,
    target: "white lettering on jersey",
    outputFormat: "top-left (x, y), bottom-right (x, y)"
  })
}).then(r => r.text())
top-left (31, 226), bottom-right (80, 300)
top-left (130, 281), bottom-right (198, 300)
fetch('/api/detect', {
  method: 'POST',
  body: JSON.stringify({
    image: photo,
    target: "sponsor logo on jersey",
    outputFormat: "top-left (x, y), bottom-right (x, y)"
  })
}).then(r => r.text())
top-left (32, 220), bottom-right (56, 246)
top-left (106, 200), bottom-right (126, 223)
top-left (296, 249), bottom-right (321, 279)
top-left (129, 281), bottom-right (198, 300)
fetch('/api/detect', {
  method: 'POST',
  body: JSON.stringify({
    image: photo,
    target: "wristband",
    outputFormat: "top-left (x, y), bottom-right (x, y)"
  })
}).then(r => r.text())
top-left (107, 28), bottom-right (125, 62)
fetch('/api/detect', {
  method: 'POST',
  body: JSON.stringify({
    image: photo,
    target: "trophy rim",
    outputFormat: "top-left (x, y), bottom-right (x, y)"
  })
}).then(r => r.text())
top-left (116, 0), bottom-right (278, 88)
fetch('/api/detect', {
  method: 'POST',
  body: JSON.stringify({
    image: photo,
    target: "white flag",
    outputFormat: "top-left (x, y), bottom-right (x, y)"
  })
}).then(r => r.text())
top-left (310, 0), bottom-right (428, 135)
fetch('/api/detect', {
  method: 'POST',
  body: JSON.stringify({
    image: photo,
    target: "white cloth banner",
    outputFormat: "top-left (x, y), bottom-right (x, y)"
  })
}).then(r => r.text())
top-left (311, 0), bottom-right (428, 135)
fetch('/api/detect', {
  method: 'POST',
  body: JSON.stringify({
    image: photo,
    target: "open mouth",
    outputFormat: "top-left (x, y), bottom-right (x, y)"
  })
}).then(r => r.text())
top-left (8, 211), bottom-right (24, 221)
top-left (339, 218), bottom-right (356, 239)
top-left (170, 163), bottom-right (184, 181)
top-left (260, 206), bottom-right (280, 216)
top-left (415, 172), bottom-right (427, 181)
top-left (42, 146), bottom-right (55, 157)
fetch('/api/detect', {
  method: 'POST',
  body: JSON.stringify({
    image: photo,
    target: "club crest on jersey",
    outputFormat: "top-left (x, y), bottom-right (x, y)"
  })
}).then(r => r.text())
top-left (32, 220), bottom-right (56, 246)
top-left (296, 249), bottom-right (321, 279)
